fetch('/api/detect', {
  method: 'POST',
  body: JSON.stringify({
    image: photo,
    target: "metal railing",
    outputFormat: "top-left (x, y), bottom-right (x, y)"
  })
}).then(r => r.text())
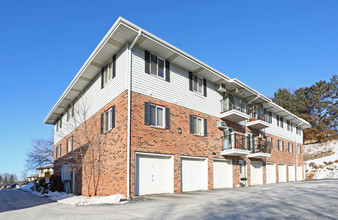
top-left (248, 139), bottom-right (272, 154)
top-left (222, 133), bottom-right (249, 151)
top-left (222, 134), bottom-right (272, 154)
top-left (248, 110), bottom-right (269, 123)
top-left (221, 100), bottom-right (248, 114)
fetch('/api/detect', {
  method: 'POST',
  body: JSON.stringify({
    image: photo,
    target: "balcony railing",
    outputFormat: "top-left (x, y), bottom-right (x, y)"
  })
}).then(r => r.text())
top-left (222, 134), bottom-right (249, 151)
top-left (221, 99), bottom-right (248, 114)
top-left (248, 111), bottom-right (269, 123)
top-left (248, 139), bottom-right (272, 154)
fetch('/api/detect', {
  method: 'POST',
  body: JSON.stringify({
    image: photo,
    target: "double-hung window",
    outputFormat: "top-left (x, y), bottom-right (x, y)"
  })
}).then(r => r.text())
top-left (144, 102), bottom-right (170, 129)
top-left (278, 140), bottom-right (284, 151)
top-left (189, 72), bottom-right (207, 97)
top-left (288, 143), bottom-right (293, 153)
top-left (190, 115), bottom-right (207, 136)
top-left (67, 136), bottom-right (73, 153)
top-left (297, 145), bottom-right (301, 154)
top-left (150, 104), bottom-right (165, 127)
top-left (145, 51), bottom-right (170, 82)
top-left (57, 145), bottom-right (61, 158)
top-left (101, 106), bottom-right (115, 134)
top-left (287, 121), bottom-right (290, 131)
top-left (101, 55), bottom-right (116, 88)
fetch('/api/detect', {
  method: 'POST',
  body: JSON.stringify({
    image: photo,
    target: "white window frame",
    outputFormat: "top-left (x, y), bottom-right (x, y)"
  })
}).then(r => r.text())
top-left (103, 60), bottom-right (113, 86)
top-left (192, 74), bottom-right (204, 95)
top-left (149, 104), bottom-right (165, 128)
top-left (103, 107), bottom-right (113, 133)
top-left (57, 145), bottom-right (61, 158)
top-left (297, 145), bottom-right (301, 155)
top-left (192, 115), bottom-right (204, 136)
top-left (150, 54), bottom-right (166, 80)
top-left (67, 136), bottom-right (73, 153)
top-left (278, 140), bottom-right (284, 151)
top-left (288, 143), bottom-right (293, 153)
top-left (56, 121), bottom-right (59, 132)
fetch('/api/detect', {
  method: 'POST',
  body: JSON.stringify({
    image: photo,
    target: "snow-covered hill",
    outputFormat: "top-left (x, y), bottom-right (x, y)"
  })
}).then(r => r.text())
top-left (304, 140), bottom-right (338, 180)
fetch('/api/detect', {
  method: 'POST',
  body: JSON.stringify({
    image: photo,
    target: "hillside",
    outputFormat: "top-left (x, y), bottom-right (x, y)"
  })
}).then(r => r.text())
top-left (304, 140), bottom-right (338, 180)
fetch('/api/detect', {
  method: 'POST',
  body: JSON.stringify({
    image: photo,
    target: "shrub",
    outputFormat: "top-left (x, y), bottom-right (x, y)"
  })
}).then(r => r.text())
top-left (35, 175), bottom-right (64, 194)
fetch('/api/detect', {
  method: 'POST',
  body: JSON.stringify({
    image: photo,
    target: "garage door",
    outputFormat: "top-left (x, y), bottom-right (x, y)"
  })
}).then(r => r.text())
top-left (181, 157), bottom-right (208, 192)
top-left (213, 159), bottom-right (233, 189)
top-left (297, 165), bottom-right (303, 181)
top-left (266, 162), bottom-right (276, 184)
top-left (278, 164), bottom-right (286, 183)
top-left (250, 161), bottom-right (263, 185)
top-left (135, 154), bottom-right (173, 196)
top-left (288, 164), bottom-right (295, 182)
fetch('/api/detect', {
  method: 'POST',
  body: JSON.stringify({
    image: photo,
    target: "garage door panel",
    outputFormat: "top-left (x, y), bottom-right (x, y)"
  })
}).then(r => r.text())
top-left (278, 164), bottom-right (286, 183)
top-left (181, 158), bottom-right (207, 192)
top-left (266, 163), bottom-right (276, 184)
top-left (136, 154), bottom-right (173, 196)
top-left (288, 165), bottom-right (295, 182)
top-left (297, 165), bottom-right (303, 181)
top-left (213, 160), bottom-right (233, 188)
top-left (251, 161), bottom-right (263, 185)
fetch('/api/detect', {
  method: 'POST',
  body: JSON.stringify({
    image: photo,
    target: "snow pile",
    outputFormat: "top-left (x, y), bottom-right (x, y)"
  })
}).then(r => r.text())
top-left (20, 184), bottom-right (127, 206)
top-left (304, 140), bottom-right (338, 180)
top-left (19, 183), bottom-right (35, 192)
top-left (57, 194), bottom-right (127, 206)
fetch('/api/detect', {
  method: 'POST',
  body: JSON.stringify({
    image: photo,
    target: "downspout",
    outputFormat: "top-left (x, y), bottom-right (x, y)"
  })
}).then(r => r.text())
top-left (127, 30), bottom-right (142, 198)
top-left (295, 121), bottom-right (304, 180)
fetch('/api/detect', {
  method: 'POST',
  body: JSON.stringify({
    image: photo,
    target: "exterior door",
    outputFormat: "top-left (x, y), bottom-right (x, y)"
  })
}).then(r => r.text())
top-left (266, 162), bottom-right (276, 184)
top-left (278, 164), bottom-right (286, 182)
top-left (213, 159), bottom-right (233, 189)
top-left (297, 165), bottom-right (303, 181)
top-left (181, 157), bottom-right (208, 192)
top-left (135, 154), bottom-right (173, 196)
top-left (288, 164), bottom-right (295, 182)
top-left (250, 161), bottom-right (263, 185)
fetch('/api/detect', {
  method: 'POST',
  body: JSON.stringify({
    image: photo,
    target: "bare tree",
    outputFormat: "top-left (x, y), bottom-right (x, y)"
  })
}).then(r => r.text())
top-left (59, 98), bottom-right (109, 196)
top-left (26, 137), bottom-right (54, 170)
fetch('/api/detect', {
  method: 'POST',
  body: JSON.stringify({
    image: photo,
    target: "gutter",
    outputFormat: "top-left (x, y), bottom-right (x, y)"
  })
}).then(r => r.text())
top-left (126, 30), bottom-right (142, 198)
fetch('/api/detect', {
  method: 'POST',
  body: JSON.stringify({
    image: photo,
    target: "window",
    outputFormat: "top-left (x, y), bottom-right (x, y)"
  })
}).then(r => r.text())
top-left (277, 115), bottom-right (279, 126)
top-left (190, 115), bottom-right (207, 136)
top-left (189, 72), bottom-right (207, 97)
top-left (149, 104), bottom-right (164, 127)
top-left (101, 55), bottom-right (116, 88)
top-left (67, 136), bottom-right (73, 153)
top-left (296, 127), bottom-right (302, 135)
top-left (287, 121), bottom-right (290, 131)
top-left (267, 112), bottom-right (272, 124)
top-left (56, 145), bottom-right (61, 159)
top-left (297, 145), bottom-right (301, 155)
top-left (291, 123), bottom-right (293, 132)
top-left (67, 108), bottom-right (70, 122)
top-left (277, 116), bottom-right (283, 128)
top-left (288, 143), bottom-right (293, 153)
top-left (144, 102), bottom-right (170, 129)
top-left (278, 140), bottom-right (284, 151)
top-left (59, 117), bottom-right (62, 129)
top-left (101, 106), bottom-right (115, 133)
top-left (145, 51), bottom-right (170, 81)
top-left (56, 121), bottom-right (59, 132)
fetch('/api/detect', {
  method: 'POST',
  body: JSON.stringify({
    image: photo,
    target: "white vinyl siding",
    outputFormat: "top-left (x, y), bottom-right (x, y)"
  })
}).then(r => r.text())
top-left (131, 47), bottom-right (221, 119)
top-left (54, 46), bottom-right (128, 143)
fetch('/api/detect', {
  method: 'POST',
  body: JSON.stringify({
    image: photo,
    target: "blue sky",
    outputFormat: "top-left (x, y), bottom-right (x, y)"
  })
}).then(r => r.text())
top-left (0, 0), bottom-right (337, 177)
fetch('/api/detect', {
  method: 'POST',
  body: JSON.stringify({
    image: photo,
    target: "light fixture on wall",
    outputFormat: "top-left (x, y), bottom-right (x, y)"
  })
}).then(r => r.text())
top-left (178, 127), bottom-right (182, 134)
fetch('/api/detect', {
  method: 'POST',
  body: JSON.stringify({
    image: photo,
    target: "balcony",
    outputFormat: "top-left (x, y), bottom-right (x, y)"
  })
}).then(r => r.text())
top-left (221, 134), bottom-right (251, 156)
top-left (247, 108), bottom-right (270, 130)
top-left (247, 138), bottom-right (272, 159)
top-left (220, 99), bottom-right (249, 123)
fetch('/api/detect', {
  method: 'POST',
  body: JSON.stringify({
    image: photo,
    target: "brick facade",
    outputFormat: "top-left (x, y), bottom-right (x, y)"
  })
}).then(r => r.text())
top-left (54, 90), bottom-right (304, 197)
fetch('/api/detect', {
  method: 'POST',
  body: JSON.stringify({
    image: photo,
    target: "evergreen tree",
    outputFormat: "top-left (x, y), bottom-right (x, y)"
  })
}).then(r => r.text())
top-left (9, 175), bottom-right (14, 184)
top-left (0, 175), bottom-right (3, 186)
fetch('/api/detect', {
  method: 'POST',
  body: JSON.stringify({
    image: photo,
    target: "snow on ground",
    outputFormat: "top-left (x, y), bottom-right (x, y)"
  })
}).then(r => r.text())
top-left (18, 184), bottom-right (127, 206)
top-left (19, 183), bottom-right (35, 192)
top-left (304, 140), bottom-right (338, 180)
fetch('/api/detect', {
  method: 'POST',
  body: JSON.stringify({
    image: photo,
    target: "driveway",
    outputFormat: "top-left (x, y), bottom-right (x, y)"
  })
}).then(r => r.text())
top-left (0, 180), bottom-right (337, 220)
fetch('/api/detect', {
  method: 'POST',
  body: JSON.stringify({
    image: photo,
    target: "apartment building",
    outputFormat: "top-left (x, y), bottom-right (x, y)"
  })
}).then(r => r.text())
top-left (44, 17), bottom-right (310, 197)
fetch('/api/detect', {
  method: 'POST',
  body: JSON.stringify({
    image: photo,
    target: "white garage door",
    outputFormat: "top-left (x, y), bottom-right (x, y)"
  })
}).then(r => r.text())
top-left (135, 154), bottom-right (173, 196)
top-left (181, 157), bottom-right (208, 192)
top-left (297, 165), bottom-right (303, 181)
top-left (213, 159), bottom-right (233, 189)
top-left (266, 162), bottom-right (276, 184)
top-left (250, 161), bottom-right (263, 185)
top-left (288, 164), bottom-right (295, 182)
top-left (278, 164), bottom-right (286, 183)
